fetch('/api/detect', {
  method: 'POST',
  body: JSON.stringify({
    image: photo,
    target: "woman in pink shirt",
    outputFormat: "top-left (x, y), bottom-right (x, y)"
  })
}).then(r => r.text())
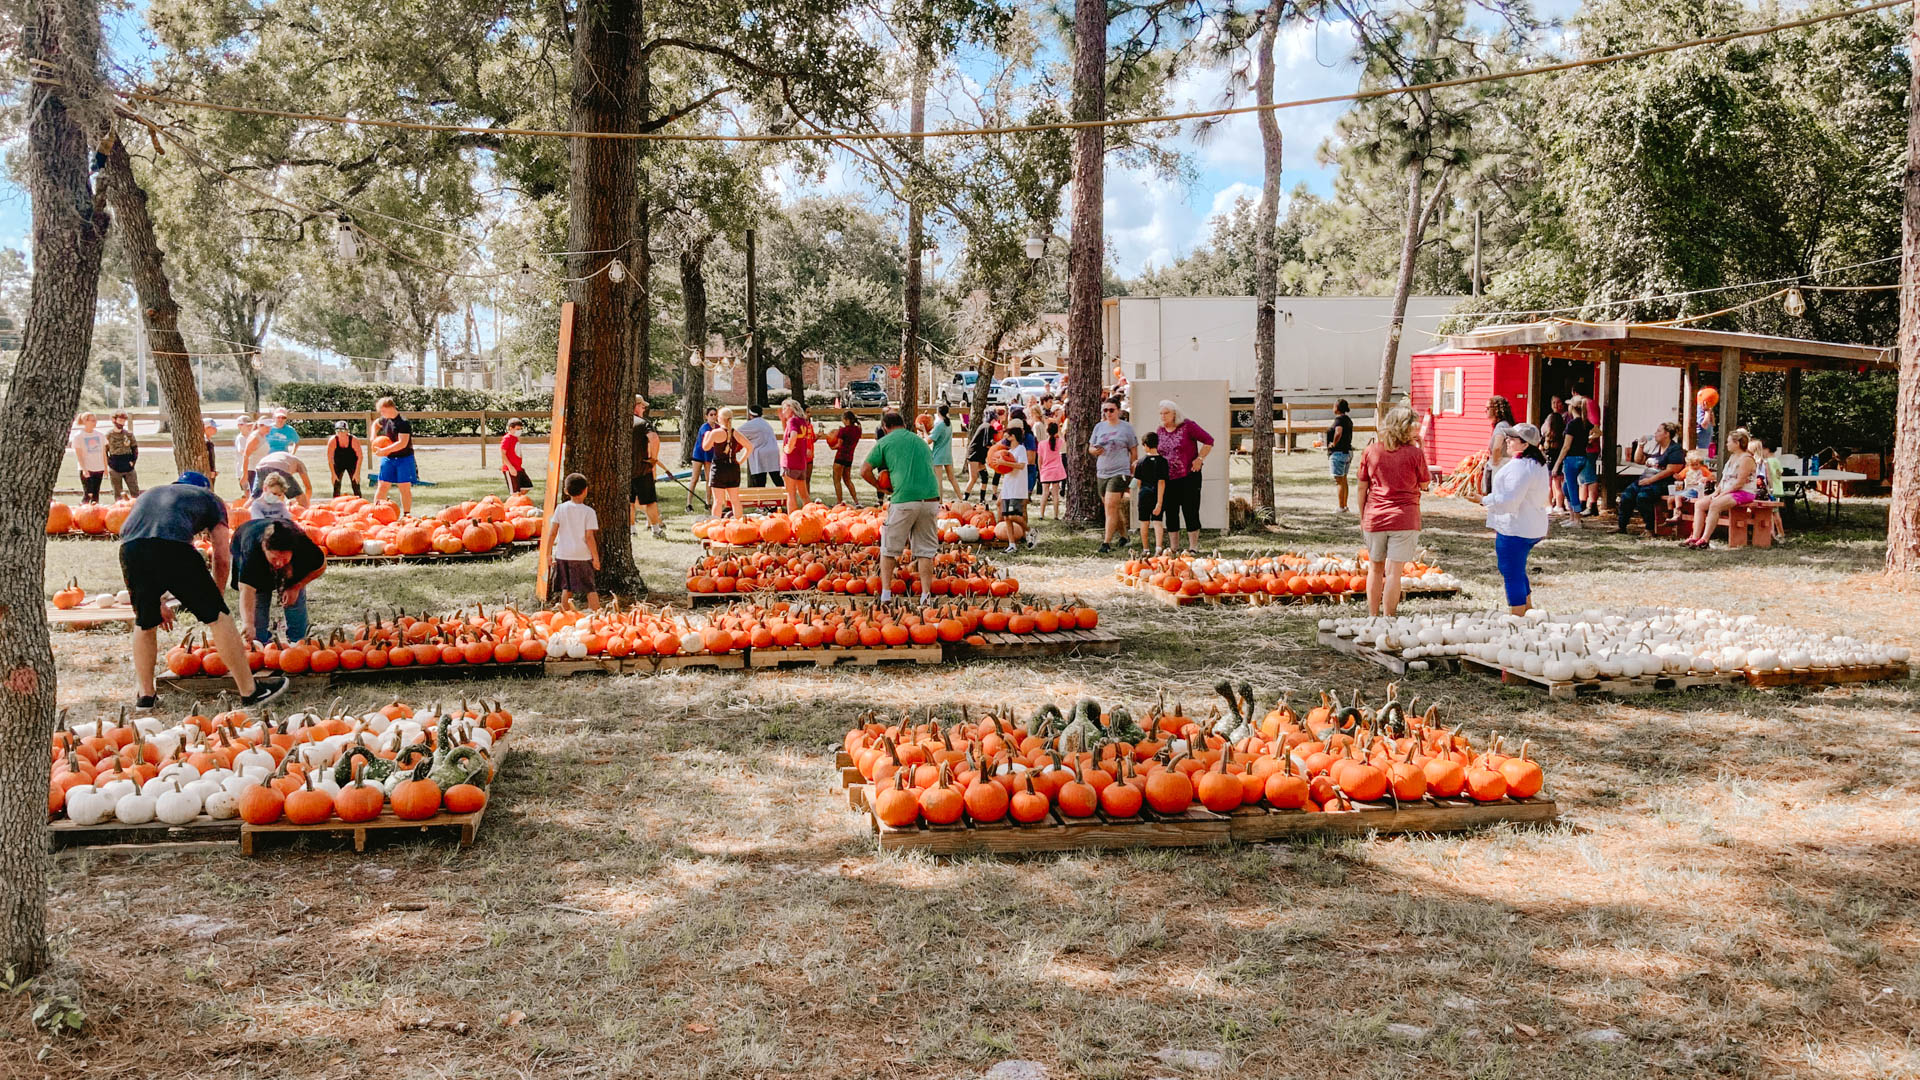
top-left (1356, 406), bottom-right (1429, 617)
top-left (778, 399), bottom-right (815, 512)
top-left (1034, 420), bottom-right (1068, 519)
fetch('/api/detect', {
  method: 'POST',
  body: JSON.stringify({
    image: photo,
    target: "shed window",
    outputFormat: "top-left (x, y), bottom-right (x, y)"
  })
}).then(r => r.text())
top-left (1434, 367), bottom-right (1463, 415)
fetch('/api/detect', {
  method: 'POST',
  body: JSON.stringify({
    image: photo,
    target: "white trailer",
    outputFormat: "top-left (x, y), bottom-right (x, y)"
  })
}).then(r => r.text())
top-left (1101, 295), bottom-right (1462, 405)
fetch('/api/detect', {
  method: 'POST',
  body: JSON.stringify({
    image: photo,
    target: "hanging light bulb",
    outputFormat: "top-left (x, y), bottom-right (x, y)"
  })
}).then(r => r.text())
top-left (1782, 287), bottom-right (1807, 318)
top-left (1024, 222), bottom-right (1046, 261)
top-left (516, 262), bottom-right (538, 292)
top-left (333, 214), bottom-right (359, 264)
top-left (607, 258), bottom-right (627, 284)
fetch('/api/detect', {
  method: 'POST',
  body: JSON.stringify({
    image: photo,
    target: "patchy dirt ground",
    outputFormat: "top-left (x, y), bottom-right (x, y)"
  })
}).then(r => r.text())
top-left (10, 453), bottom-right (1919, 1080)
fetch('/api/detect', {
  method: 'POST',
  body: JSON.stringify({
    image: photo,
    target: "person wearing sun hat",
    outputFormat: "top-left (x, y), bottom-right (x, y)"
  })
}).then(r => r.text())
top-left (1466, 421), bottom-right (1551, 615)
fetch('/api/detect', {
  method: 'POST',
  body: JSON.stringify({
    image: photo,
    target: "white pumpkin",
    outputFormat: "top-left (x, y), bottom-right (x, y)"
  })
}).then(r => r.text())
top-left (65, 786), bottom-right (115, 825)
top-left (114, 791), bottom-right (157, 825)
top-left (154, 782), bottom-right (202, 825)
top-left (363, 539), bottom-right (387, 556)
top-left (203, 790), bottom-right (239, 820)
top-left (96, 777), bottom-right (137, 803)
top-left (232, 745), bottom-right (274, 773)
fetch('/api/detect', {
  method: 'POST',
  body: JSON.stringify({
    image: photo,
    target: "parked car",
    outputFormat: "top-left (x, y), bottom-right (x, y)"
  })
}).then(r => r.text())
top-left (1001, 376), bottom-right (1050, 404)
top-left (1029, 370), bottom-right (1065, 391)
top-left (840, 380), bottom-right (889, 408)
top-left (939, 371), bottom-right (1010, 407)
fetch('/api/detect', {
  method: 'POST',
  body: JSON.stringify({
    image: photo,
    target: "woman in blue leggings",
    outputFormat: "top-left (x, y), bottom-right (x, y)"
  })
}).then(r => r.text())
top-left (1469, 423), bottom-right (1552, 614)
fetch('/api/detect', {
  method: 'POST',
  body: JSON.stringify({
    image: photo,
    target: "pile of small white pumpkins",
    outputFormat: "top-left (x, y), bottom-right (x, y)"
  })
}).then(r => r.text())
top-left (50, 699), bottom-right (509, 827)
top-left (1322, 607), bottom-right (1912, 681)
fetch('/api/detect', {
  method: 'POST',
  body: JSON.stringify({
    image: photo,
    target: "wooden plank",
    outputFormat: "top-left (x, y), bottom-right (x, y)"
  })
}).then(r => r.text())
top-left (48, 604), bottom-right (137, 626)
top-left (748, 644), bottom-right (944, 669)
top-left (534, 300), bottom-right (575, 603)
top-left (241, 807), bottom-right (485, 855)
top-left (1459, 656), bottom-right (1736, 699)
top-left (1227, 797), bottom-right (1559, 841)
top-left (46, 815), bottom-right (241, 851)
top-left (1744, 663), bottom-right (1910, 688)
top-left (947, 628), bottom-right (1123, 660)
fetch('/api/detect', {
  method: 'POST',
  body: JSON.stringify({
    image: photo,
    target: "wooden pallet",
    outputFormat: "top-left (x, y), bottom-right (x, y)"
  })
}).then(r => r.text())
top-left (850, 782), bottom-right (1557, 853)
top-left (1317, 630), bottom-right (1466, 675)
top-left (46, 815), bottom-right (240, 851)
top-left (1133, 581), bottom-right (1460, 608)
top-left (1743, 662), bottom-right (1910, 688)
top-left (159, 652), bottom-right (745, 694)
top-left (948, 628), bottom-right (1123, 659)
top-left (241, 806), bottom-right (487, 853)
top-left (1459, 656), bottom-right (1736, 700)
top-left (688, 589), bottom-right (854, 607)
top-left (749, 643), bottom-right (944, 669)
top-left (322, 540), bottom-right (538, 566)
top-left (48, 604), bottom-right (139, 628)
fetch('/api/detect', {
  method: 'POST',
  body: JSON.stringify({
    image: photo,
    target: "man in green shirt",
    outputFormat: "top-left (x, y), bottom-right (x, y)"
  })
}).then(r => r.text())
top-left (862, 411), bottom-right (939, 603)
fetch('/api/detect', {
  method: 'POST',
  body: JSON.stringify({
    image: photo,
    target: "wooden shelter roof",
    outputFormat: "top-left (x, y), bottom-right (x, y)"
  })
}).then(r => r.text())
top-left (1441, 321), bottom-right (1894, 372)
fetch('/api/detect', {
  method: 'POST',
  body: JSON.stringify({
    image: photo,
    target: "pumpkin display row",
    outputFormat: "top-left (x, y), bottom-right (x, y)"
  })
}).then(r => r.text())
top-left (694, 596), bottom-right (1098, 650)
top-left (849, 682), bottom-right (1544, 829)
top-left (1119, 552), bottom-right (1460, 599)
top-left (693, 500), bottom-right (1014, 548)
top-left (48, 699), bottom-right (509, 827)
top-left (48, 492), bottom-right (543, 558)
top-left (687, 545), bottom-right (1017, 597)
top-left (1323, 607), bottom-right (1913, 679)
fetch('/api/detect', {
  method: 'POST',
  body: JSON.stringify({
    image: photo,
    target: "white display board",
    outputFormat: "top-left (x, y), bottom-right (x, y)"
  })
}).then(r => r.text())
top-left (1127, 380), bottom-right (1231, 531)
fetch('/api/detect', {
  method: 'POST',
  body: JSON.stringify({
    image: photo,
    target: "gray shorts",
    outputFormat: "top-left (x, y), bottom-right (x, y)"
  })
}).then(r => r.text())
top-left (1100, 475), bottom-right (1130, 495)
top-left (1361, 529), bottom-right (1420, 564)
top-left (881, 499), bottom-right (939, 559)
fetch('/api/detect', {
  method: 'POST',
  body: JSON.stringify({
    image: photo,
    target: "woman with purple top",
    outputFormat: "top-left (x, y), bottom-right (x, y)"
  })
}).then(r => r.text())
top-left (1153, 400), bottom-right (1214, 553)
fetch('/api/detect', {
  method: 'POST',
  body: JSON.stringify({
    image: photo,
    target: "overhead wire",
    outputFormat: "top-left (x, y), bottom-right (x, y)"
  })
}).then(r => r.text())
top-left (85, 0), bottom-right (1907, 144)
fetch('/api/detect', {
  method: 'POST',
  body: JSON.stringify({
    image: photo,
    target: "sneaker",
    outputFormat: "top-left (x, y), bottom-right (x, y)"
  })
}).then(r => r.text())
top-left (240, 674), bottom-right (289, 707)
top-left (135, 694), bottom-right (158, 711)
top-left (1005, 542), bottom-right (1018, 553)
top-left (919, 592), bottom-right (932, 607)
top-left (652, 525), bottom-right (667, 539)
top-left (1097, 542), bottom-right (1112, 554)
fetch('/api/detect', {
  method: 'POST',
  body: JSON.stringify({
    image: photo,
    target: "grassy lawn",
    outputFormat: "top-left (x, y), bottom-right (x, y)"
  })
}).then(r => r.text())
top-left (15, 449), bottom-right (1920, 1079)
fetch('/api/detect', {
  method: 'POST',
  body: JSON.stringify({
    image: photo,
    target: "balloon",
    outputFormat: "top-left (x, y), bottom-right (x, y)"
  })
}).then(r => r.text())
top-left (1696, 386), bottom-right (1720, 407)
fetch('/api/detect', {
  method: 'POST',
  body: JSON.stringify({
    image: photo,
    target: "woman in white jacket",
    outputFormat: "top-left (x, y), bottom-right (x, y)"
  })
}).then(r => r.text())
top-left (1467, 422), bottom-right (1551, 614)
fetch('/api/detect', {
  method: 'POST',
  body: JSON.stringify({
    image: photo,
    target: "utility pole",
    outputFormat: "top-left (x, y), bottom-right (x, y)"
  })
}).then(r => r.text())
top-left (745, 227), bottom-right (760, 410)
top-left (1472, 209), bottom-right (1482, 297)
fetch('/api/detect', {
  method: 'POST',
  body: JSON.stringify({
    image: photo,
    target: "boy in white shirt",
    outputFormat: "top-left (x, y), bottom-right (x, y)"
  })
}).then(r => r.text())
top-left (997, 421), bottom-right (1034, 553)
top-left (548, 472), bottom-right (602, 609)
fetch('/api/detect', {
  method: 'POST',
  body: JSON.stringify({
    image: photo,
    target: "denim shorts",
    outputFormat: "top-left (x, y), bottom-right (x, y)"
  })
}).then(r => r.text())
top-left (1329, 451), bottom-right (1352, 478)
top-left (1578, 458), bottom-right (1598, 484)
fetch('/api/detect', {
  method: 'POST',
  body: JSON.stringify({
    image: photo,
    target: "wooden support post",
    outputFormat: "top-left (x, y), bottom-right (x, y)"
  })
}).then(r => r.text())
top-left (1281, 404), bottom-right (1292, 455)
top-left (1601, 349), bottom-right (1621, 502)
top-left (479, 410), bottom-right (488, 468)
top-left (1719, 346), bottom-right (1742, 445)
top-left (1680, 364), bottom-right (1695, 450)
top-left (1782, 367), bottom-right (1802, 455)
top-left (534, 302), bottom-right (577, 603)
top-left (1525, 352), bottom-right (1543, 424)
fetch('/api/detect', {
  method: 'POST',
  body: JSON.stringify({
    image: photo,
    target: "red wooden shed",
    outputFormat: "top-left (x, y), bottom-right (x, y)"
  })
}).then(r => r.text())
top-left (1408, 346), bottom-right (1532, 472)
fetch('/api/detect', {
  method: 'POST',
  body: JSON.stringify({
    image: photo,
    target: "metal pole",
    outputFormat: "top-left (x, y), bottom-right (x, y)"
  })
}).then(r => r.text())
top-left (1471, 210), bottom-right (1482, 297)
top-left (745, 227), bottom-right (759, 410)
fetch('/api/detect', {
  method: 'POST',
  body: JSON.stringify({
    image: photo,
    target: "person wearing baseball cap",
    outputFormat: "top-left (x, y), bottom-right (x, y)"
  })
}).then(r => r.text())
top-left (1465, 421), bottom-right (1551, 615)
top-left (326, 419), bottom-right (363, 498)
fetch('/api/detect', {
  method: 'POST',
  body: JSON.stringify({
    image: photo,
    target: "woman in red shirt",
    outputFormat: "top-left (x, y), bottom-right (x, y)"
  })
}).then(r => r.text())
top-left (827, 411), bottom-right (864, 506)
top-left (1356, 406), bottom-right (1429, 616)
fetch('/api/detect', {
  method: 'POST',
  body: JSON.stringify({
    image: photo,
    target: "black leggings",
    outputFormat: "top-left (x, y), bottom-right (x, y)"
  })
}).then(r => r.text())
top-left (79, 471), bottom-right (104, 503)
top-left (1166, 472), bottom-right (1203, 531)
top-left (331, 451), bottom-right (362, 497)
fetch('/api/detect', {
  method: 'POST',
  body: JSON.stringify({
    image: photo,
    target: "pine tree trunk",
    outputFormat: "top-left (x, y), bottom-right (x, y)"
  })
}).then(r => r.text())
top-left (565, 0), bottom-right (643, 593)
top-left (1889, 0), bottom-right (1920, 575)
top-left (1250, 3), bottom-right (1283, 514)
top-left (901, 44), bottom-right (930, 415)
top-left (98, 136), bottom-right (209, 473)
top-left (1374, 157), bottom-right (1426, 424)
top-left (1064, 0), bottom-right (1107, 526)
top-left (679, 244), bottom-right (708, 466)
top-left (2, 0), bottom-right (108, 975)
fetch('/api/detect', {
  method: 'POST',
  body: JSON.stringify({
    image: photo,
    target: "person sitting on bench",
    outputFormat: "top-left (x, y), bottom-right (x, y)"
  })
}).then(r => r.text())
top-left (1685, 428), bottom-right (1757, 550)
top-left (1616, 421), bottom-right (1685, 535)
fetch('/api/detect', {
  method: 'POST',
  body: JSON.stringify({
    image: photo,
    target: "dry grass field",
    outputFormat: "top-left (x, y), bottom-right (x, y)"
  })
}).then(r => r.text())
top-left (10, 449), bottom-right (1918, 1080)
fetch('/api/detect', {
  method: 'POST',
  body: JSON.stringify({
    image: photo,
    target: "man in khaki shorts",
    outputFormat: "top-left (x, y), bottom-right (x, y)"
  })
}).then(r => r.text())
top-left (862, 410), bottom-right (940, 604)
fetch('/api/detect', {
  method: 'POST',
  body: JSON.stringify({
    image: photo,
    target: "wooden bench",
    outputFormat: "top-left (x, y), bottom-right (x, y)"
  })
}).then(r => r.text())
top-left (1637, 496), bottom-right (1784, 547)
